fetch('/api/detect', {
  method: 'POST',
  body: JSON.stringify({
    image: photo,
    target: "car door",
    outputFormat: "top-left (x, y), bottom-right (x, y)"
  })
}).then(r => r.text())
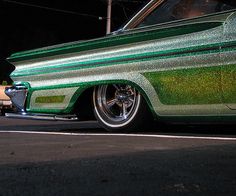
top-left (125, 0), bottom-right (231, 116)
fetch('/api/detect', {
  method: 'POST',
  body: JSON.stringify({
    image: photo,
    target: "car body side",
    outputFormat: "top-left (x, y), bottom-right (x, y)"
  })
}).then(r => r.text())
top-left (5, 0), bottom-right (236, 123)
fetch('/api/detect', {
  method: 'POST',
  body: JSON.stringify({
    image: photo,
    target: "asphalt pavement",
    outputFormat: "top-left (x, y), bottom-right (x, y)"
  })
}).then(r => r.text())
top-left (0, 116), bottom-right (236, 196)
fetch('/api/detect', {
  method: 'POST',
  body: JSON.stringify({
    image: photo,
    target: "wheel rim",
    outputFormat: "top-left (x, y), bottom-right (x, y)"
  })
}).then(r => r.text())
top-left (94, 84), bottom-right (141, 127)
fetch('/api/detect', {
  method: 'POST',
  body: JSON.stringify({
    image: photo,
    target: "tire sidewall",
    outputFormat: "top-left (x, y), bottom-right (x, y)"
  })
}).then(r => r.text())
top-left (93, 86), bottom-right (149, 131)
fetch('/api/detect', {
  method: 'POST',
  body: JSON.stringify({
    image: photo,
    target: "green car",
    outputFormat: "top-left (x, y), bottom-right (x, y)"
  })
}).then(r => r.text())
top-left (5, 0), bottom-right (236, 131)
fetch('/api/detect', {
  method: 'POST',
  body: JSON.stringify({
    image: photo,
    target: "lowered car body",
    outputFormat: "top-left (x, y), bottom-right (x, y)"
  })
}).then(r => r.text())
top-left (5, 0), bottom-right (236, 131)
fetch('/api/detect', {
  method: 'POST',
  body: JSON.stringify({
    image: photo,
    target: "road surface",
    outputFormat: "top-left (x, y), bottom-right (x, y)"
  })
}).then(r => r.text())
top-left (0, 116), bottom-right (236, 196)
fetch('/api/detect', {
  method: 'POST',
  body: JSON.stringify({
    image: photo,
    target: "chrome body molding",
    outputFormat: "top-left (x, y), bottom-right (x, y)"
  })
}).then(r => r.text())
top-left (5, 112), bottom-right (78, 121)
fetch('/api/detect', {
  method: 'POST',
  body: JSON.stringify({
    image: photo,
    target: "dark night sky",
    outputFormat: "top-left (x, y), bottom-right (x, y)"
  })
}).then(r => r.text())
top-left (0, 0), bottom-right (148, 83)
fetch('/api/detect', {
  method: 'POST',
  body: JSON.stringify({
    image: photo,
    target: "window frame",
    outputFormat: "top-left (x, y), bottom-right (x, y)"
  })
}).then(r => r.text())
top-left (122, 0), bottom-right (236, 31)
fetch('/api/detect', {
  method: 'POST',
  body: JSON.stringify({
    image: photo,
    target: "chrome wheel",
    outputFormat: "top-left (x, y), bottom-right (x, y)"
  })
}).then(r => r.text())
top-left (93, 84), bottom-right (141, 129)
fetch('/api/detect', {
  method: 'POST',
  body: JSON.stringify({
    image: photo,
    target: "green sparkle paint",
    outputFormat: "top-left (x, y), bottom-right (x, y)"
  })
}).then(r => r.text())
top-left (8, 22), bottom-right (221, 63)
top-left (221, 64), bottom-right (236, 105)
top-left (35, 95), bottom-right (65, 103)
top-left (143, 66), bottom-right (222, 105)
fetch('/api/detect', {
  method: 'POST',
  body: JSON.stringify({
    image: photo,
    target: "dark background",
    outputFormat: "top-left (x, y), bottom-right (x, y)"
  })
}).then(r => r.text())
top-left (0, 0), bottom-right (148, 84)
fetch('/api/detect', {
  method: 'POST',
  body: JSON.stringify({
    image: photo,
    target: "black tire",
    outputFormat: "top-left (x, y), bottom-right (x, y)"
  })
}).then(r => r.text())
top-left (93, 84), bottom-right (151, 132)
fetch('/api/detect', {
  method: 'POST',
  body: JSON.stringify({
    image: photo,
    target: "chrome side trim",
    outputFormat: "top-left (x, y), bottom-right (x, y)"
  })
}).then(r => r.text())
top-left (5, 112), bottom-right (79, 121)
top-left (123, 0), bottom-right (164, 30)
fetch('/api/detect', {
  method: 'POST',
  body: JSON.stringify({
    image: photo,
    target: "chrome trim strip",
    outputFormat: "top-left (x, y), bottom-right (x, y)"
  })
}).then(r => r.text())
top-left (5, 112), bottom-right (79, 121)
top-left (123, 0), bottom-right (164, 30)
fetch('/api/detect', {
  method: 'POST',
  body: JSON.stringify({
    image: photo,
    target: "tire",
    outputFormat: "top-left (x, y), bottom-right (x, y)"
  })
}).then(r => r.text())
top-left (93, 84), bottom-right (151, 132)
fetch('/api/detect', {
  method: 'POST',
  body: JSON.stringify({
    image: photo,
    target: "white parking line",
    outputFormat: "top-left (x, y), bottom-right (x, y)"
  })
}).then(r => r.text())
top-left (1, 130), bottom-right (236, 141)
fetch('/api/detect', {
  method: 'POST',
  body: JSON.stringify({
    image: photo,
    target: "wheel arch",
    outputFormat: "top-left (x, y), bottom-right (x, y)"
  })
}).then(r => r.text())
top-left (72, 79), bottom-right (156, 120)
top-left (72, 86), bottom-right (95, 120)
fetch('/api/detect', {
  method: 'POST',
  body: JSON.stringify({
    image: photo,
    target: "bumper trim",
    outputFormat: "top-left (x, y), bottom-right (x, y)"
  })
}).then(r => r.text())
top-left (5, 112), bottom-right (79, 121)
top-left (5, 85), bottom-right (28, 112)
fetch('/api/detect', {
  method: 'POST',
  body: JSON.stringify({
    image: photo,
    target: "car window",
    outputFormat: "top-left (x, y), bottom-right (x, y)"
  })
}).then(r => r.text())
top-left (137, 0), bottom-right (236, 28)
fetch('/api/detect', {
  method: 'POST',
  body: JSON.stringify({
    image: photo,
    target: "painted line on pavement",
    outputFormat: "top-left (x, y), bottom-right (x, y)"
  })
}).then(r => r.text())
top-left (1, 130), bottom-right (236, 141)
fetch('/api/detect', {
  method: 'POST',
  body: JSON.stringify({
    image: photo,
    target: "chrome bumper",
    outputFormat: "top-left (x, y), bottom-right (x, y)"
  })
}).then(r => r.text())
top-left (5, 84), bottom-right (28, 112)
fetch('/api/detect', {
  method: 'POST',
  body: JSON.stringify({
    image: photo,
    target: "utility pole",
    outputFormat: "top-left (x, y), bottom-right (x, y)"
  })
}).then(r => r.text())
top-left (106, 0), bottom-right (112, 34)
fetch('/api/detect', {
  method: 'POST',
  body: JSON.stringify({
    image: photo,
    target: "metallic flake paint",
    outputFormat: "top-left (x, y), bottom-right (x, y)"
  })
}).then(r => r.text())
top-left (6, 3), bottom-right (236, 119)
